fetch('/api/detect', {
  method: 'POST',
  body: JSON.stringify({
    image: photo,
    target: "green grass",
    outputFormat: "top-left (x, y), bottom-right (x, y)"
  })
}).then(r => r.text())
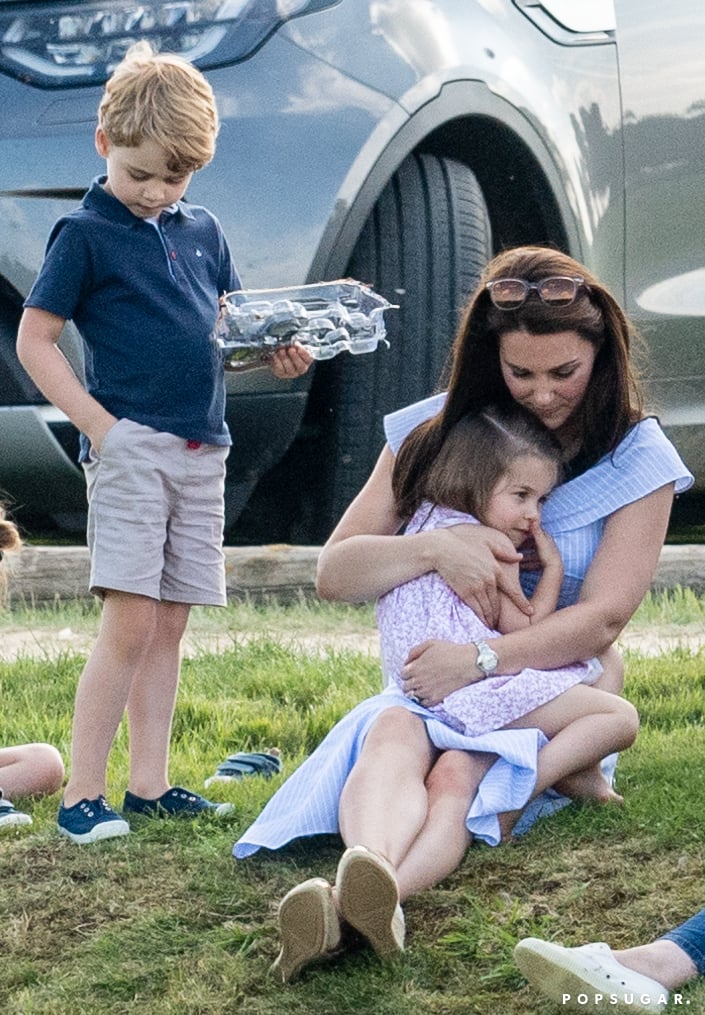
top-left (1, 594), bottom-right (704, 1013)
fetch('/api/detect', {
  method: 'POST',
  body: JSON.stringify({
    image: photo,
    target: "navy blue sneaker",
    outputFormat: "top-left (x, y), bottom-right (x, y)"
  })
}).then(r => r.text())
top-left (57, 795), bottom-right (130, 844)
top-left (122, 787), bottom-right (234, 818)
top-left (204, 749), bottom-right (282, 788)
top-left (0, 793), bottom-right (32, 828)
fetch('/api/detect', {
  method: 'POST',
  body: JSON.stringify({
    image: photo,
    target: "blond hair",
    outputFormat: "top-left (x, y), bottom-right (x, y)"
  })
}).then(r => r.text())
top-left (0, 505), bottom-right (21, 602)
top-left (98, 41), bottom-right (219, 174)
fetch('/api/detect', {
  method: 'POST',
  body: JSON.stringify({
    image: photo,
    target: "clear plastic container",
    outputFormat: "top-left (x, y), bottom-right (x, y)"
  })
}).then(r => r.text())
top-left (214, 279), bottom-right (397, 370)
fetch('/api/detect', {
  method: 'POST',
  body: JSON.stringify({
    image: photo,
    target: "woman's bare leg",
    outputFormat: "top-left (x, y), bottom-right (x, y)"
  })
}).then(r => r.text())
top-left (338, 708), bottom-right (437, 865)
top-left (592, 645), bottom-right (624, 694)
top-left (612, 940), bottom-right (698, 991)
top-left (338, 711), bottom-right (496, 901)
top-left (394, 749), bottom-right (496, 900)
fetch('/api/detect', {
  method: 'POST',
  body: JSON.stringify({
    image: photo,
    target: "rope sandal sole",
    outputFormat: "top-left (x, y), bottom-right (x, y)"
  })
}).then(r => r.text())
top-left (271, 877), bottom-right (342, 984)
top-left (335, 845), bottom-right (405, 960)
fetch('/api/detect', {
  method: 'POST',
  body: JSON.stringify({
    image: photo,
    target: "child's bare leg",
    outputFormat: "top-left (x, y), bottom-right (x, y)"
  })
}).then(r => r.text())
top-left (497, 685), bottom-right (639, 837)
top-left (126, 600), bottom-right (191, 799)
top-left (63, 591), bottom-right (158, 807)
top-left (555, 647), bottom-right (624, 797)
top-left (0, 744), bottom-right (64, 797)
top-left (591, 645), bottom-right (624, 695)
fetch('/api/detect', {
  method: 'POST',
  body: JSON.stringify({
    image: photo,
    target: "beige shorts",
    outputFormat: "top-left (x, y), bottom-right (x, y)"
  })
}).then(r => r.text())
top-left (83, 418), bottom-right (229, 605)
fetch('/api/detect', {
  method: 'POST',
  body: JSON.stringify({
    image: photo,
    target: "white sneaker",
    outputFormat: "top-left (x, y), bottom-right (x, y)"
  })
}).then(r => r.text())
top-left (514, 938), bottom-right (669, 1013)
top-left (0, 795), bottom-right (32, 828)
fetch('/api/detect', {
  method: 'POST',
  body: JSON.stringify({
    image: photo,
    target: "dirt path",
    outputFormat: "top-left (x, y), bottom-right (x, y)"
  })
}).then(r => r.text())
top-left (1, 621), bottom-right (703, 662)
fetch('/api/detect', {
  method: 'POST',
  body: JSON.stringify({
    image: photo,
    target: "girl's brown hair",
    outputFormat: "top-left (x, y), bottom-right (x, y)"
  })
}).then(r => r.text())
top-left (393, 246), bottom-right (645, 519)
top-left (407, 405), bottom-right (563, 520)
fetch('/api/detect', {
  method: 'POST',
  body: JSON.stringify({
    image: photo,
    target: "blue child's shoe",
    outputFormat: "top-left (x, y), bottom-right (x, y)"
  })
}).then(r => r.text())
top-left (57, 795), bottom-right (130, 844)
top-left (123, 786), bottom-right (234, 818)
top-left (204, 749), bottom-right (282, 788)
top-left (0, 792), bottom-right (32, 828)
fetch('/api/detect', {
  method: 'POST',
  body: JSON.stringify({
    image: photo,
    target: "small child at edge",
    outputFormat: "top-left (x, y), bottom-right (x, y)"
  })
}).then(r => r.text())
top-left (0, 505), bottom-right (65, 828)
top-left (16, 42), bottom-right (311, 844)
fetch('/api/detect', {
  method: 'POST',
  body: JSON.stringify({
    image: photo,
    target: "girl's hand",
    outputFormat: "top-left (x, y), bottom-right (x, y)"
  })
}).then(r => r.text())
top-left (400, 639), bottom-right (479, 706)
top-left (268, 342), bottom-right (313, 378)
top-left (529, 519), bottom-right (562, 570)
top-left (430, 523), bottom-right (530, 627)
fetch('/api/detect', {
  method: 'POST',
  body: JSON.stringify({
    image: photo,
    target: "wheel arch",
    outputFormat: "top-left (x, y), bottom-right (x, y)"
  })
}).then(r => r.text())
top-left (241, 82), bottom-right (586, 541)
top-left (308, 78), bottom-right (581, 286)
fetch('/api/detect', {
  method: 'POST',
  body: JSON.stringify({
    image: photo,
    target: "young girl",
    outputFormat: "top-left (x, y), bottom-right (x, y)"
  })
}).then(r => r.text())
top-left (0, 506), bottom-right (65, 827)
top-left (376, 406), bottom-right (637, 805)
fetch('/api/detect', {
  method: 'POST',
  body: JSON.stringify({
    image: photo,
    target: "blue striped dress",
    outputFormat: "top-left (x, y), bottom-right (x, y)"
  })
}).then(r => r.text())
top-left (234, 404), bottom-right (693, 858)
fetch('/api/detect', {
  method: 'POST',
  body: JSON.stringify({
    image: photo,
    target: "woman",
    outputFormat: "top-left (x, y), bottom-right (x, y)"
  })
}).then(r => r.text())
top-left (0, 506), bottom-right (65, 827)
top-left (234, 247), bottom-right (693, 981)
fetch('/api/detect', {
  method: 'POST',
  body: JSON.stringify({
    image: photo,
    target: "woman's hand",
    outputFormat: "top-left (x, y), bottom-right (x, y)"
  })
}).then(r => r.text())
top-left (400, 639), bottom-right (480, 707)
top-left (430, 523), bottom-right (530, 627)
top-left (268, 342), bottom-right (313, 378)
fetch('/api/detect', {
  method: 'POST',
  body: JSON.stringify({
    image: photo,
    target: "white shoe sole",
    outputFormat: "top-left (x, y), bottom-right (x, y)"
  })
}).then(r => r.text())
top-left (57, 819), bottom-right (130, 844)
top-left (0, 812), bottom-right (32, 828)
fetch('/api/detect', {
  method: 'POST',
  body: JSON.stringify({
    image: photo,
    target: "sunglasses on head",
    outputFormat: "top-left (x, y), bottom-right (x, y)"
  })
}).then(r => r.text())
top-left (485, 276), bottom-right (588, 310)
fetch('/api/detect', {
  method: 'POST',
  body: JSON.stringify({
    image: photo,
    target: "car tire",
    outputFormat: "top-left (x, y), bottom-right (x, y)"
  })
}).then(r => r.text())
top-left (304, 152), bottom-right (492, 542)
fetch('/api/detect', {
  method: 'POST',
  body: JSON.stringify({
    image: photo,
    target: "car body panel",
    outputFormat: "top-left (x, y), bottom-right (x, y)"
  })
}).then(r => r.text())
top-left (0, 0), bottom-right (701, 537)
top-left (614, 0), bottom-right (705, 475)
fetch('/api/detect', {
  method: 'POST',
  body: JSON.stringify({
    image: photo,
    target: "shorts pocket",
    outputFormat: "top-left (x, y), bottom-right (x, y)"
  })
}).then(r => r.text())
top-left (94, 417), bottom-right (131, 458)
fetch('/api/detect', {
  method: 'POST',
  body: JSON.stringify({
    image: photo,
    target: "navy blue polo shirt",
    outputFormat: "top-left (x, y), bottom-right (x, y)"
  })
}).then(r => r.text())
top-left (25, 177), bottom-right (240, 457)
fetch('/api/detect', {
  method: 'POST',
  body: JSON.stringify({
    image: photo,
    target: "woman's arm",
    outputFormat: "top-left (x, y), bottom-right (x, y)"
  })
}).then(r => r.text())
top-left (401, 483), bottom-right (675, 704)
top-left (316, 444), bottom-right (529, 624)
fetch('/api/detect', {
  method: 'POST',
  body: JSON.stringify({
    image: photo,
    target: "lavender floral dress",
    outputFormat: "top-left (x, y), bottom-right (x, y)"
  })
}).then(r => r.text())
top-left (376, 502), bottom-right (601, 737)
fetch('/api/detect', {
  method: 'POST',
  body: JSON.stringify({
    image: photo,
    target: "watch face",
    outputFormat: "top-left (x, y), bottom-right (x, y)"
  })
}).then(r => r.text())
top-left (476, 642), bottom-right (498, 673)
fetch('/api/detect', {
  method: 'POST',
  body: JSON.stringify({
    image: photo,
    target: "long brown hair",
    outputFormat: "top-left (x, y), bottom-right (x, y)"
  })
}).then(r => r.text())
top-left (414, 406), bottom-right (563, 522)
top-left (393, 246), bottom-right (645, 518)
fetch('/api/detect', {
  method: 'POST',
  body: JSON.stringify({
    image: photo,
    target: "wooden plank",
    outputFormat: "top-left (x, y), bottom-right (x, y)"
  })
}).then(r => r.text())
top-left (6, 544), bottom-right (321, 604)
top-left (5, 543), bottom-right (705, 604)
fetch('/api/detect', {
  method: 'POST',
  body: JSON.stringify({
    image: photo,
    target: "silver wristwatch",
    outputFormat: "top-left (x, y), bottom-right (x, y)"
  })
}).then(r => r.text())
top-left (472, 639), bottom-right (498, 677)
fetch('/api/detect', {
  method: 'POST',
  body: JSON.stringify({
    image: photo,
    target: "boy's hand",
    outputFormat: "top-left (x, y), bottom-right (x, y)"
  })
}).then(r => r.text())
top-left (88, 412), bottom-right (120, 454)
top-left (268, 342), bottom-right (313, 379)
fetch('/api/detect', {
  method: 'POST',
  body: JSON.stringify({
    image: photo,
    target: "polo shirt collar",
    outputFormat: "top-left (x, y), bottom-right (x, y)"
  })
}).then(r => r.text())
top-left (83, 176), bottom-right (196, 225)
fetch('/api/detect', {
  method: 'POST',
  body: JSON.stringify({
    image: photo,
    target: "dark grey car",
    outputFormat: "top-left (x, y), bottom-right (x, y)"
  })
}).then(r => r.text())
top-left (0, 0), bottom-right (702, 543)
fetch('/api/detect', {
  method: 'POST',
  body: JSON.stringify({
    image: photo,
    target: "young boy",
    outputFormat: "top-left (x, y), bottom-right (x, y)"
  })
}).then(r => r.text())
top-left (17, 42), bottom-right (311, 844)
